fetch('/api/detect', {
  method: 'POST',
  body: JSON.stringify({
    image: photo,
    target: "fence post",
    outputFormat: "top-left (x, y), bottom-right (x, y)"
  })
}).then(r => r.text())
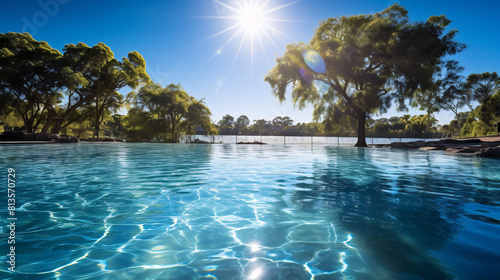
top-left (311, 136), bottom-right (313, 146)
top-left (284, 135), bottom-right (286, 145)
top-left (337, 136), bottom-right (340, 146)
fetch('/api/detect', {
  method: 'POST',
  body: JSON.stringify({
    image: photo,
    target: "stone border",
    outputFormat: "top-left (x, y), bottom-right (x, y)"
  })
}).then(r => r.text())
top-left (390, 139), bottom-right (500, 158)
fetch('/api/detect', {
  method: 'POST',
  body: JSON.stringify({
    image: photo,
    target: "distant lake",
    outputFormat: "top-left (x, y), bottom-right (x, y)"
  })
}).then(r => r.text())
top-left (1, 143), bottom-right (499, 279)
top-left (181, 135), bottom-right (441, 145)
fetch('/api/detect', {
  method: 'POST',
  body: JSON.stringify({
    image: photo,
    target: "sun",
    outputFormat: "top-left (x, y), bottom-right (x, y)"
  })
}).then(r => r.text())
top-left (237, 2), bottom-right (265, 33)
top-left (202, 0), bottom-right (298, 75)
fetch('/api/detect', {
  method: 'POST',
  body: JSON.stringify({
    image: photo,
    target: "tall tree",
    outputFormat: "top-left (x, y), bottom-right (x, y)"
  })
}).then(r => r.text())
top-left (265, 4), bottom-right (465, 146)
top-left (251, 119), bottom-right (269, 135)
top-left (413, 60), bottom-right (465, 133)
top-left (272, 116), bottom-right (283, 127)
top-left (218, 114), bottom-right (235, 128)
top-left (0, 32), bottom-right (62, 132)
top-left (437, 61), bottom-right (467, 123)
top-left (63, 43), bottom-right (149, 138)
top-left (182, 99), bottom-right (213, 135)
top-left (133, 83), bottom-right (211, 142)
top-left (282, 116), bottom-right (293, 126)
top-left (235, 115), bottom-right (250, 133)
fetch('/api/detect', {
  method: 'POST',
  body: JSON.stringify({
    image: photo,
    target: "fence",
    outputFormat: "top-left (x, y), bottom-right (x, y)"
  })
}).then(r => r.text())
top-left (180, 135), bottom-right (440, 146)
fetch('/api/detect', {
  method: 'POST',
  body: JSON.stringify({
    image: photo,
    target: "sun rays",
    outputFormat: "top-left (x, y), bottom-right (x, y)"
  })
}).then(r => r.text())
top-left (202, 0), bottom-right (299, 77)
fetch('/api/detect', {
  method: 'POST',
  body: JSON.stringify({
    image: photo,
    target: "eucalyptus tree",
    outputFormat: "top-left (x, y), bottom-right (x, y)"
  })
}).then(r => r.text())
top-left (265, 4), bottom-right (465, 146)
top-left (182, 99), bottom-right (213, 135)
top-left (282, 116), bottom-right (293, 126)
top-left (413, 60), bottom-right (466, 133)
top-left (0, 88), bottom-right (14, 117)
top-left (218, 114), bottom-right (235, 128)
top-left (63, 43), bottom-right (149, 138)
top-left (465, 72), bottom-right (499, 105)
top-left (0, 32), bottom-right (63, 132)
top-left (235, 115), bottom-right (250, 134)
top-left (435, 61), bottom-right (466, 117)
top-left (133, 83), bottom-right (212, 142)
top-left (251, 119), bottom-right (268, 134)
top-left (272, 116), bottom-right (283, 127)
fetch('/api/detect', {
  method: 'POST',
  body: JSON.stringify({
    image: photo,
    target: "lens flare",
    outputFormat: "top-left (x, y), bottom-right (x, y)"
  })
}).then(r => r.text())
top-left (313, 80), bottom-right (330, 95)
top-left (299, 67), bottom-right (313, 85)
top-left (302, 49), bottom-right (326, 74)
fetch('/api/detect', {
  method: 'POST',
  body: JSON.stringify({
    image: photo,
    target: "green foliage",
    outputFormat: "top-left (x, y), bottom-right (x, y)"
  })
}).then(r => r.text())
top-left (107, 114), bottom-right (127, 139)
top-left (63, 42), bottom-right (150, 137)
top-left (131, 83), bottom-right (212, 142)
top-left (235, 115), bottom-right (250, 130)
top-left (0, 32), bottom-right (63, 132)
top-left (465, 72), bottom-right (499, 105)
top-left (0, 32), bottom-right (150, 136)
top-left (455, 73), bottom-right (500, 137)
top-left (366, 114), bottom-right (439, 137)
top-left (218, 114), bottom-right (235, 128)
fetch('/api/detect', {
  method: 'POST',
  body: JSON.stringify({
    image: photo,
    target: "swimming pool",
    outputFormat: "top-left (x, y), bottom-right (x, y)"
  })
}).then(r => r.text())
top-left (1, 143), bottom-right (499, 279)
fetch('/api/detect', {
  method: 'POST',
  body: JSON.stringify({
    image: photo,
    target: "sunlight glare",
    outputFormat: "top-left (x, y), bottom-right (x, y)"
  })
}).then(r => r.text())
top-left (249, 267), bottom-right (263, 279)
top-left (203, 0), bottom-right (299, 78)
top-left (238, 2), bottom-right (264, 33)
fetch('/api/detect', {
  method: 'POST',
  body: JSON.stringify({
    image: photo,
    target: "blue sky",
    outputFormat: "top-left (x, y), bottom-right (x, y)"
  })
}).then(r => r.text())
top-left (1, 0), bottom-right (499, 125)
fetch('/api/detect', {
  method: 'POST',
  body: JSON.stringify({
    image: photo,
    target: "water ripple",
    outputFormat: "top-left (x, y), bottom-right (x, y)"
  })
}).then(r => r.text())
top-left (0, 144), bottom-right (499, 279)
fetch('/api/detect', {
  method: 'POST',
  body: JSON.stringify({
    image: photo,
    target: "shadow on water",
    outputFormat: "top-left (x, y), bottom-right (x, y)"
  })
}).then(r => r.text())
top-left (287, 147), bottom-right (495, 279)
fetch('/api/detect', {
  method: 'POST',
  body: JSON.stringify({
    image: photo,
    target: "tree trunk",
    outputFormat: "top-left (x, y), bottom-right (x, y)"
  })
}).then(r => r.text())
top-left (50, 118), bottom-right (64, 134)
top-left (328, 80), bottom-right (368, 147)
top-left (94, 89), bottom-right (100, 138)
top-left (25, 122), bottom-right (33, 133)
top-left (42, 109), bottom-right (53, 133)
top-left (355, 112), bottom-right (368, 147)
top-left (171, 119), bottom-right (176, 143)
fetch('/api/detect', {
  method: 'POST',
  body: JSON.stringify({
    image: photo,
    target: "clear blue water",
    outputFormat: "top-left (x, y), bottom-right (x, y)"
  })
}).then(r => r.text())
top-left (1, 143), bottom-right (499, 280)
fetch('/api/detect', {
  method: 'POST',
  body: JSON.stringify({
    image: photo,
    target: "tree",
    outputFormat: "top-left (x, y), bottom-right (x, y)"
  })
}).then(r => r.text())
top-left (218, 114), bottom-right (234, 127)
top-left (272, 116), bottom-right (283, 128)
top-left (0, 32), bottom-right (63, 133)
top-left (476, 91), bottom-right (500, 127)
top-left (265, 4), bottom-right (465, 146)
top-left (63, 43), bottom-right (150, 138)
top-left (218, 114), bottom-right (235, 134)
top-left (466, 72), bottom-right (499, 105)
top-left (436, 61), bottom-right (466, 118)
top-left (107, 114), bottom-right (127, 139)
top-left (235, 115), bottom-right (250, 133)
top-left (133, 83), bottom-right (211, 142)
top-left (123, 107), bottom-right (156, 140)
top-left (182, 99), bottom-right (213, 136)
top-left (282, 116), bottom-right (293, 127)
top-left (0, 88), bottom-right (14, 118)
top-left (413, 60), bottom-right (466, 134)
top-left (251, 119), bottom-right (269, 135)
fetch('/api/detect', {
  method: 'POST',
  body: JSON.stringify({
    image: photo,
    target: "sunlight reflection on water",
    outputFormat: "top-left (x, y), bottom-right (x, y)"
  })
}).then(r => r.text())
top-left (0, 143), bottom-right (499, 280)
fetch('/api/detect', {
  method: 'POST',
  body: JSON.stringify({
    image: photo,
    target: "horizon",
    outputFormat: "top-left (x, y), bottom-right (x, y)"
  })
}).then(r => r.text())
top-left (1, 0), bottom-right (499, 125)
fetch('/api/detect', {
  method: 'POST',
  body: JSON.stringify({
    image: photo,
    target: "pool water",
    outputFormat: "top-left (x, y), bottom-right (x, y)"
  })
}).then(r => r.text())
top-left (1, 143), bottom-right (499, 280)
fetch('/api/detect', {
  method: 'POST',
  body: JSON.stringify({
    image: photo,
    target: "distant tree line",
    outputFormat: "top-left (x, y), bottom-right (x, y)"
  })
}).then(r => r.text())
top-left (214, 113), bottom-right (448, 138)
top-left (0, 32), bottom-right (213, 142)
